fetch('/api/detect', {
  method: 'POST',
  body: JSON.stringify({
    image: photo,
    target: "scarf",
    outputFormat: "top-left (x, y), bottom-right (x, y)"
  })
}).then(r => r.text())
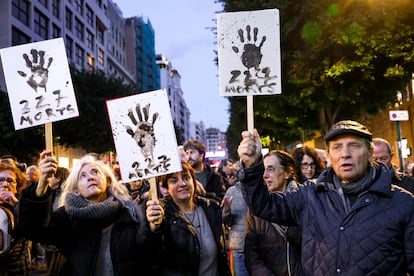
top-left (333, 166), bottom-right (374, 211)
top-left (65, 192), bottom-right (122, 220)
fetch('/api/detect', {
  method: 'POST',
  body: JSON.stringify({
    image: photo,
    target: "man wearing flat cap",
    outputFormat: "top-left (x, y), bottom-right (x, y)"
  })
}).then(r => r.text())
top-left (237, 120), bottom-right (414, 275)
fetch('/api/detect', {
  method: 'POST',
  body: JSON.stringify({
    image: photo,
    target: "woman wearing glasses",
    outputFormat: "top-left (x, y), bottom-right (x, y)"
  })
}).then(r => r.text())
top-left (291, 146), bottom-right (326, 184)
top-left (0, 161), bottom-right (30, 275)
top-left (244, 150), bottom-right (301, 276)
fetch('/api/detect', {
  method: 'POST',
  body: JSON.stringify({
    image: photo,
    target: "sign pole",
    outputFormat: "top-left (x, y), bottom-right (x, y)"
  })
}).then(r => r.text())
top-left (247, 95), bottom-right (254, 132)
top-left (45, 122), bottom-right (53, 152)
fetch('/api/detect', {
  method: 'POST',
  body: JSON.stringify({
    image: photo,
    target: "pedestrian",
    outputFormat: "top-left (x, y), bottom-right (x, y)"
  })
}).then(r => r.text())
top-left (372, 137), bottom-right (414, 193)
top-left (0, 161), bottom-right (31, 275)
top-left (237, 120), bottom-right (414, 275)
top-left (222, 180), bottom-right (249, 276)
top-left (244, 150), bottom-right (301, 276)
top-left (158, 161), bottom-right (231, 275)
top-left (183, 139), bottom-right (226, 200)
top-left (291, 145), bottom-right (326, 184)
top-left (19, 150), bottom-right (164, 275)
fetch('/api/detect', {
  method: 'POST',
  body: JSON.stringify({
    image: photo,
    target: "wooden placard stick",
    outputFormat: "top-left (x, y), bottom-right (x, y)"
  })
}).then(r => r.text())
top-left (149, 177), bottom-right (158, 201)
top-left (149, 177), bottom-right (162, 225)
top-left (247, 95), bottom-right (254, 132)
top-left (45, 122), bottom-right (53, 152)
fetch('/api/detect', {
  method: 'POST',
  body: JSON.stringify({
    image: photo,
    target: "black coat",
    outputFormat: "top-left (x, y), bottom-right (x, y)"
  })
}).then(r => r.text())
top-left (19, 185), bottom-right (161, 276)
top-left (160, 195), bottom-right (230, 276)
top-left (244, 209), bottom-right (301, 276)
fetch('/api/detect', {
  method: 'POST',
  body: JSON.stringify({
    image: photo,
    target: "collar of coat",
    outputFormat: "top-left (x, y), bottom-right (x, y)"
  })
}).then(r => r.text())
top-left (314, 162), bottom-right (393, 198)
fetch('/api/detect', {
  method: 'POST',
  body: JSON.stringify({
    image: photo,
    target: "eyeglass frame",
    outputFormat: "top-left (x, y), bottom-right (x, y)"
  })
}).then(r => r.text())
top-left (300, 162), bottom-right (316, 169)
top-left (264, 166), bottom-right (285, 174)
top-left (0, 177), bottom-right (17, 186)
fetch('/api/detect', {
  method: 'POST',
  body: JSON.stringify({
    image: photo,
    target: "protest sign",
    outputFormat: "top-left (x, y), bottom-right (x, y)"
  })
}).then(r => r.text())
top-left (0, 38), bottom-right (79, 130)
top-left (106, 90), bottom-right (182, 183)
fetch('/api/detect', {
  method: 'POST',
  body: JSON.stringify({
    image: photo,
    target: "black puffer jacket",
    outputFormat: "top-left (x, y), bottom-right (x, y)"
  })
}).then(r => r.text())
top-left (160, 195), bottom-right (230, 276)
top-left (244, 209), bottom-right (301, 276)
top-left (18, 185), bottom-right (161, 276)
top-left (242, 161), bottom-right (414, 275)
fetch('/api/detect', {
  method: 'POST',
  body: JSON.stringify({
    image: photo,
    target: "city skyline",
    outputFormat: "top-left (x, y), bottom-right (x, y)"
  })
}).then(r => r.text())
top-left (115, 0), bottom-right (230, 132)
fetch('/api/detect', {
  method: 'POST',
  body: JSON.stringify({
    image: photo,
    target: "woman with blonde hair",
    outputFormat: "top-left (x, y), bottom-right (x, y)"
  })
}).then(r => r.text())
top-left (19, 150), bottom-right (163, 275)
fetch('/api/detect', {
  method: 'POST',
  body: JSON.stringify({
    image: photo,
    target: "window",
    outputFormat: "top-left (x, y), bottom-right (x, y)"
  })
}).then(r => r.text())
top-left (65, 8), bottom-right (72, 31)
top-left (52, 24), bottom-right (61, 38)
top-left (52, 0), bottom-right (60, 19)
top-left (12, 0), bottom-right (29, 26)
top-left (86, 5), bottom-right (93, 26)
top-left (74, 0), bottom-right (83, 15)
top-left (75, 44), bottom-right (84, 66)
top-left (87, 54), bottom-right (95, 72)
top-left (86, 30), bottom-right (94, 50)
top-left (97, 26), bottom-right (104, 44)
top-left (34, 9), bottom-right (48, 40)
top-left (75, 18), bottom-right (84, 41)
top-left (38, 0), bottom-right (47, 8)
top-left (12, 26), bottom-right (30, 46)
top-left (98, 48), bottom-right (104, 66)
top-left (65, 35), bottom-right (73, 60)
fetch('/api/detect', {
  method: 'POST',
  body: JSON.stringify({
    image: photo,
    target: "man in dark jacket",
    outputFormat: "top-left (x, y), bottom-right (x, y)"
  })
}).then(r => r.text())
top-left (183, 139), bottom-right (226, 200)
top-left (238, 120), bottom-right (414, 275)
top-left (372, 137), bottom-right (414, 193)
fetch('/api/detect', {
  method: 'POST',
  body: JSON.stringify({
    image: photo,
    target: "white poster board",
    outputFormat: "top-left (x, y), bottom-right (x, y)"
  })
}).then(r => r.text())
top-left (0, 38), bottom-right (79, 130)
top-left (217, 9), bottom-right (281, 96)
top-left (106, 90), bottom-right (182, 182)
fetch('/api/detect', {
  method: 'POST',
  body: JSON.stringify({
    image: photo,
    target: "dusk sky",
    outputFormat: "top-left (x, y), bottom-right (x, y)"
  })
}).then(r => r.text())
top-left (116, 1), bottom-right (230, 131)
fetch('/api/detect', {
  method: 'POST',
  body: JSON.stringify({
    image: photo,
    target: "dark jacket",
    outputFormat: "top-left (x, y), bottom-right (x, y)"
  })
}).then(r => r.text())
top-left (241, 161), bottom-right (414, 275)
top-left (160, 195), bottom-right (230, 276)
top-left (18, 184), bottom-right (161, 276)
top-left (390, 166), bottom-right (414, 193)
top-left (202, 164), bottom-right (226, 200)
top-left (0, 203), bottom-right (30, 275)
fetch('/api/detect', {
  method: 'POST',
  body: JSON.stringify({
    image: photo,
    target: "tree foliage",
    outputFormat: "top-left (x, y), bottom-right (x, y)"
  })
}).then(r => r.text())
top-left (54, 68), bottom-right (136, 153)
top-left (218, 0), bottom-right (414, 155)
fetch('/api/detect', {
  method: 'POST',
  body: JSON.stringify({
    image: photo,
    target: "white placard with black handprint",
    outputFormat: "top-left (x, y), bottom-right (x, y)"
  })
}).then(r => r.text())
top-left (0, 38), bottom-right (79, 130)
top-left (217, 9), bottom-right (281, 96)
top-left (106, 90), bottom-right (182, 182)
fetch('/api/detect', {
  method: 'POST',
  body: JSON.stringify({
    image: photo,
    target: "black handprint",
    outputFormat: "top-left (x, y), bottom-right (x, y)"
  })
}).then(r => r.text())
top-left (232, 25), bottom-right (266, 70)
top-left (126, 103), bottom-right (159, 161)
top-left (17, 49), bottom-right (53, 92)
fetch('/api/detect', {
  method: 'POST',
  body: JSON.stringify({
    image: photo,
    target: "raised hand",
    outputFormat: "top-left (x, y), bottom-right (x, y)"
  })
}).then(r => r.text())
top-left (146, 199), bottom-right (164, 232)
top-left (37, 150), bottom-right (58, 197)
top-left (237, 129), bottom-right (262, 168)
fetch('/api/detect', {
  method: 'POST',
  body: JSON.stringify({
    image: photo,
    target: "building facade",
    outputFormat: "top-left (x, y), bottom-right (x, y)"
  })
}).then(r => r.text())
top-left (125, 16), bottom-right (160, 92)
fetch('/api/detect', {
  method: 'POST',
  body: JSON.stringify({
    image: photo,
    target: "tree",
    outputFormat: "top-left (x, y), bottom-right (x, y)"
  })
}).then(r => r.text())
top-left (53, 68), bottom-right (136, 153)
top-left (218, 0), bottom-right (414, 150)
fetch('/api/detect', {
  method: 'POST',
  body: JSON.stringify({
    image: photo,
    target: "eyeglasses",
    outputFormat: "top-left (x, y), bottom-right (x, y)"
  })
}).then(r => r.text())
top-left (0, 177), bottom-right (17, 186)
top-left (300, 163), bottom-right (316, 169)
top-left (264, 166), bottom-right (284, 174)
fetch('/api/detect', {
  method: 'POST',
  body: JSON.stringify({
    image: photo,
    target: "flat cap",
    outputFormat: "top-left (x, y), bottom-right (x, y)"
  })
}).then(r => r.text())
top-left (324, 120), bottom-right (372, 142)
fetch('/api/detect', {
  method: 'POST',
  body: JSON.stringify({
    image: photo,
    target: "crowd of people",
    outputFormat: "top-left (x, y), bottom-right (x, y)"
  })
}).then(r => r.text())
top-left (0, 119), bottom-right (413, 275)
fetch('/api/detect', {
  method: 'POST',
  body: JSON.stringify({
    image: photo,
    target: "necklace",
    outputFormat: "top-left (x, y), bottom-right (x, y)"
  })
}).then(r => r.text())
top-left (184, 206), bottom-right (204, 257)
